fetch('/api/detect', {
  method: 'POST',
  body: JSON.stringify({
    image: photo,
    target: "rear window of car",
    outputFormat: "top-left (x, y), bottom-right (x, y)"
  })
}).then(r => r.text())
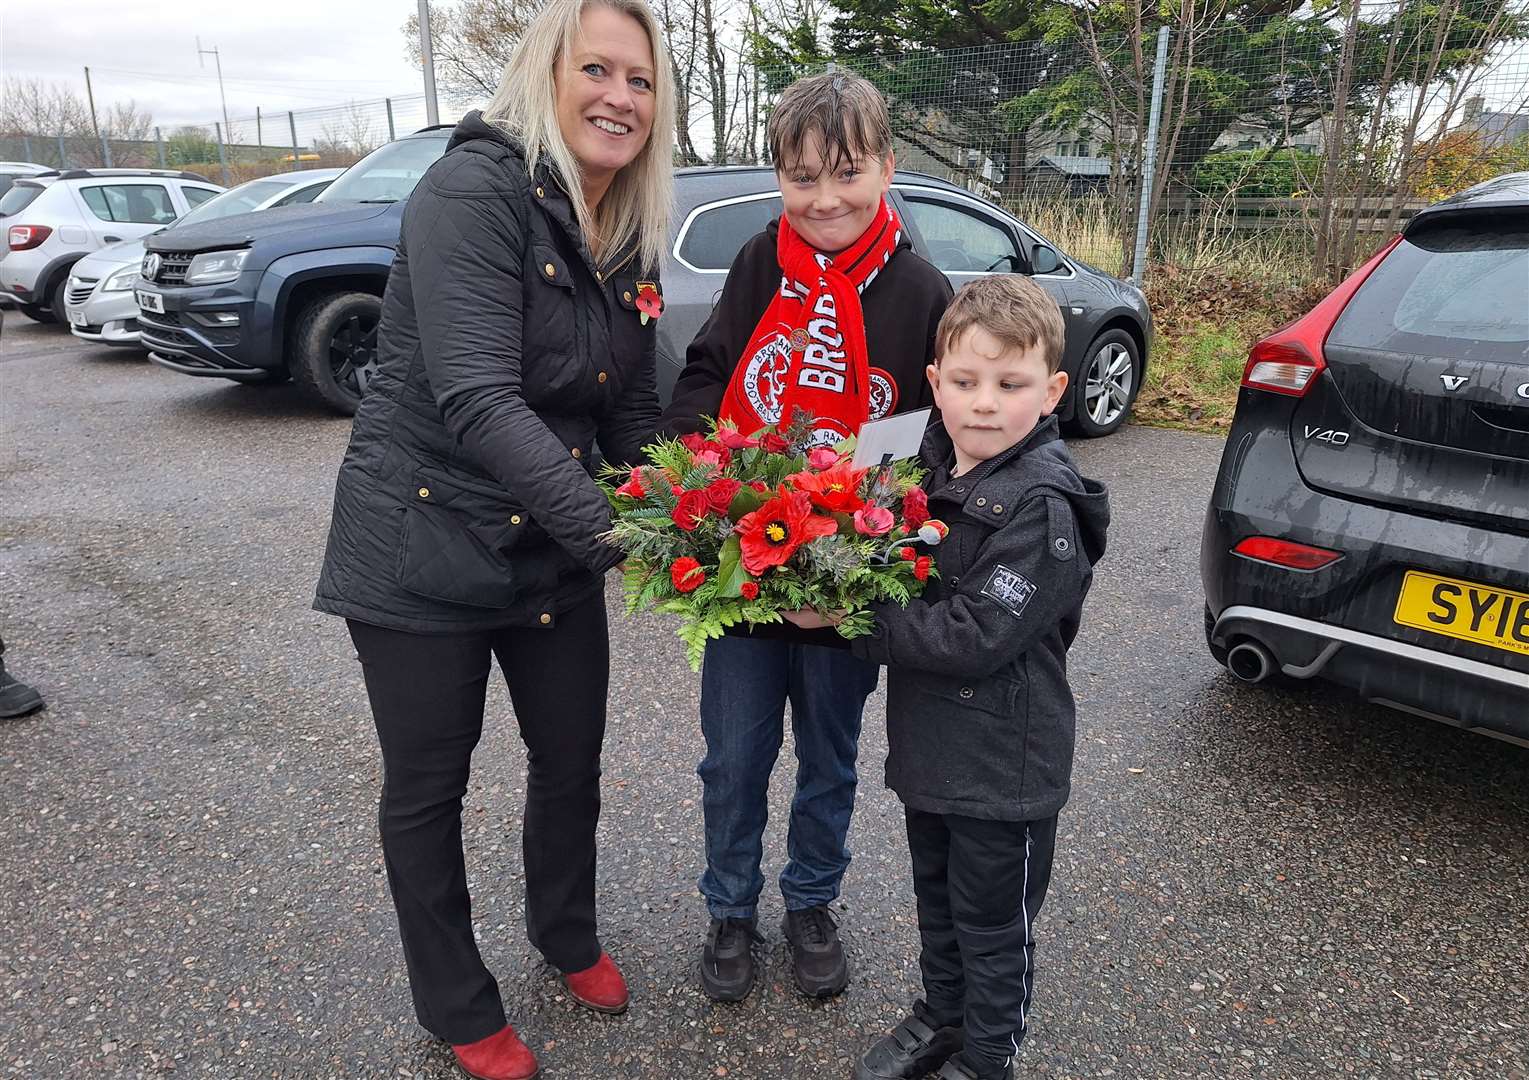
top-left (678, 196), bottom-right (783, 269)
top-left (1330, 218), bottom-right (1529, 365)
top-left (0, 182), bottom-right (43, 217)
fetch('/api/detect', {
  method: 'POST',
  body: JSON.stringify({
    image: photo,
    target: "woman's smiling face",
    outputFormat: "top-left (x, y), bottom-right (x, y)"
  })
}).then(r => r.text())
top-left (776, 134), bottom-right (893, 254)
top-left (554, 5), bottom-right (656, 204)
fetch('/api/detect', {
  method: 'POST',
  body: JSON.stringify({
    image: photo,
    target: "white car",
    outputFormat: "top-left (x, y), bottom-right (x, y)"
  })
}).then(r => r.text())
top-left (0, 168), bottom-right (221, 324)
top-left (65, 169), bottom-right (341, 347)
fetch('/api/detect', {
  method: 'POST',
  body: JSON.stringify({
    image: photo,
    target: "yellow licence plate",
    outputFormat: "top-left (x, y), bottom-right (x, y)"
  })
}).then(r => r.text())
top-left (1393, 571), bottom-right (1529, 658)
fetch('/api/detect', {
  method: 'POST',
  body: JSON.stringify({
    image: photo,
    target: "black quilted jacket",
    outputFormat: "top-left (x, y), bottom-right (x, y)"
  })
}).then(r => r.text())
top-left (314, 112), bottom-right (661, 632)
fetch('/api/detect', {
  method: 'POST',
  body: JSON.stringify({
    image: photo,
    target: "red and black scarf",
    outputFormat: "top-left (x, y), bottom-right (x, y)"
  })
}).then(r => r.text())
top-left (719, 199), bottom-right (904, 445)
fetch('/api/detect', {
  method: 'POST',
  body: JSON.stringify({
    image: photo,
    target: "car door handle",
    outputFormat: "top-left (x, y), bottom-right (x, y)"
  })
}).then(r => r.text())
top-left (104, 235), bottom-right (122, 242)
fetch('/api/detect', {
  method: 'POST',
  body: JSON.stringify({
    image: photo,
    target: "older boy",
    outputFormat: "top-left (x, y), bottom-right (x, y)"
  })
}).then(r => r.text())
top-left (661, 71), bottom-right (952, 1002)
top-left (795, 275), bottom-right (1110, 1079)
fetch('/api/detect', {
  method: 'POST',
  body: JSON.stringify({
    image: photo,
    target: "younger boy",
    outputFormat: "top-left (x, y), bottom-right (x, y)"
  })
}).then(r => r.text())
top-left (828, 275), bottom-right (1109, 1079)
top-left (661, 72), bottom-right (952, 1002)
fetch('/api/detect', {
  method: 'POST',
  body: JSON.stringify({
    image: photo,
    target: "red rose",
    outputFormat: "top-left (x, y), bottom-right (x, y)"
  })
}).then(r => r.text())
top-left (705, 477), bottom-right (742, 513)
top-left (739, 580), bottom-right (760, 600)
top-left (806, 447), bottom-right (842, 470)
top-left (913, 555), bottom-right (932, 582)
top-left (670, 556), bottom-right (705, 592)
top-left (680, 432), bottom-right (707, 452)
top-left (716, 426), bottom-right (760, 451)
top-left (853, 505), bottom-right (895, 536)
top-left (693, 449), bottom-right (726, 470)
top-left (735, 490), bottom-right (839, 575)
top-left (759, 433), bottom-right (791, 454)
top-left (902, 487), bottom-right (930, 530)
top-left (899, 546), bottom-right (917, 561)
top-left (671, 489), bottom-right (712, 531)
top-left (789, 462), bottom-right (868, 514)
top-left (614, 467), bottom-right (645, 498)
top-left (749, 481), bottom-right (770, 493)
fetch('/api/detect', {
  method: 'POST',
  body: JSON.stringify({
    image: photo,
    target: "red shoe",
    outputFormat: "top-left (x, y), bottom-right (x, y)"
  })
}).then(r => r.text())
top-left (563, 951), bottom-right (629, 1014)
top-left (452, 1024), bottom-right (539, 1080)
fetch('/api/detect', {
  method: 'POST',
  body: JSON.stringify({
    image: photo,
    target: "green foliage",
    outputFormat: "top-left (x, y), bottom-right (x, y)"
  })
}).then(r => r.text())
top-left (1192, 148), bottom-right (1323, 197)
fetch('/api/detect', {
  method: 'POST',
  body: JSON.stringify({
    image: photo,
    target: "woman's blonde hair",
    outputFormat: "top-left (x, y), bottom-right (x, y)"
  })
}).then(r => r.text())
top-left (483, 0), bottom-right (675, 272)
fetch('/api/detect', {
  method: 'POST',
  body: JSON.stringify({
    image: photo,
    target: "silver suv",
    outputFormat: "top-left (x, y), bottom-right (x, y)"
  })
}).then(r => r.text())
top-left (0, 168), bottom-right (220, 324)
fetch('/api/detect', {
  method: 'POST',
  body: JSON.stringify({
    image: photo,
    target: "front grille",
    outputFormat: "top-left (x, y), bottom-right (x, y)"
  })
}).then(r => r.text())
top-left (148, 253), bottom-right (195, 287)
top-left (66, 279), bottom-right (98, 305)
top-left (138, 313), bottom-right (197, 350)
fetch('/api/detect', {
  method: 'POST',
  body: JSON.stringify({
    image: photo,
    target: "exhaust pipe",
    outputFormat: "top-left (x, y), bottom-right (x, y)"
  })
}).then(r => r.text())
top-left (1227, 640), bottom-right (1275, 684)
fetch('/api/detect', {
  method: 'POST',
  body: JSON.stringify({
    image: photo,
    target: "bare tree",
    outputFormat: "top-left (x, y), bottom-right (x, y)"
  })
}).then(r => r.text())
top-left (656, 0), bottom-right (706, 163)
top-left (402, 0), bottom-right (541, 100)
top-left (318, 102), bottom-right (381, 158)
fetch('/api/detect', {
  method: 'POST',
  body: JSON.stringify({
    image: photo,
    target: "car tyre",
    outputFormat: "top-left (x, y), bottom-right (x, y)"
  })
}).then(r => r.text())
top-left (290, 291), bottom-right (381, 415)
top-left (16, 301), bottom-right (57, 324)
top-left (48, 279), bottom-right (70, 325)
top-left (1065, 327), bottom-right (1141, 438)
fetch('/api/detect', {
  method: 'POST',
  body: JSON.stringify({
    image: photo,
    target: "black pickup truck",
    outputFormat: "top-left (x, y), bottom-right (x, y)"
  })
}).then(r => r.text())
top-left (136, 126), bottom-right (452, 413)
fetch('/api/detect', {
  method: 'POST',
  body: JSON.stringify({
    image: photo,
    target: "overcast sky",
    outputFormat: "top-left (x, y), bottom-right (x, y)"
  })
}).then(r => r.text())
top-left (1, 2), bottom-right (436, 130)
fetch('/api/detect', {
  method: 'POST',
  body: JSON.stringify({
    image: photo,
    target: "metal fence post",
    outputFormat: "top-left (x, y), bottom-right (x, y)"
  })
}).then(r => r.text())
top-left (386, 98), bottom-right (396, 141)
top-left (1130, 25), bottom-right (1171, 286)
top-left (289, 111), bottom-right (301, 170)
top-left (256, 106), bottom-right (263, 148)
top-left (215, 121), bottom-right (230, 185)
top-left (22, 135), bottom-right (33, 163)
top-left (57, 134), bottom-right (68, 169)
top-left (155, 127), bottom-right (167, 169)
top-left (101, 132), bottom-right (114, 168)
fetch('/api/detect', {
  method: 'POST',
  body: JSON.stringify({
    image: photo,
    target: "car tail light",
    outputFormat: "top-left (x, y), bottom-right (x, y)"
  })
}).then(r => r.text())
top-left (1233, 536), bottom-right (1342, 571)
top-left (1241, 235), bottom-right (1403, 396)
top-left (6, 224), bottom-right (52, 251)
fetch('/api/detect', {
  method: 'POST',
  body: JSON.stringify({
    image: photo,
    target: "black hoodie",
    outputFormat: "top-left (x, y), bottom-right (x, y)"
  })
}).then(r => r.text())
top-left (851, 415), bottom-right (1111, 821)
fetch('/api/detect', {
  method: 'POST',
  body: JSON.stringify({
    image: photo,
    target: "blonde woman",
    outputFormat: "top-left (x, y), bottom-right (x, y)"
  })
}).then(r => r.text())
top-left (314, 2), bottom-right (674, 1076)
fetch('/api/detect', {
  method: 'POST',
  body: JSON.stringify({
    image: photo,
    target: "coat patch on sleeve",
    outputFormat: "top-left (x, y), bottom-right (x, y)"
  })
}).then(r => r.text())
top-left (981, 564), bottom-right (1037, 619)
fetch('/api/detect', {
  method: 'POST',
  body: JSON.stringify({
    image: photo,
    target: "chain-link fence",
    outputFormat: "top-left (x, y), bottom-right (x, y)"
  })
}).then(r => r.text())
top-left (5, 2), bottom-right (1526, 287)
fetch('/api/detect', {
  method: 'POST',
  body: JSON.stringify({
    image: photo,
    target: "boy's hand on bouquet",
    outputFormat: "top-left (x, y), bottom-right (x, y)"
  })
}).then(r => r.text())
top-left (782, 607), bottom-right (847, 630)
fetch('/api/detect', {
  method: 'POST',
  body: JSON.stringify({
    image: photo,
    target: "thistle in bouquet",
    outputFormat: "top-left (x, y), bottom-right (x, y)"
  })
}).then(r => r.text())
top-left (599, 407), bottom-right (950, 670)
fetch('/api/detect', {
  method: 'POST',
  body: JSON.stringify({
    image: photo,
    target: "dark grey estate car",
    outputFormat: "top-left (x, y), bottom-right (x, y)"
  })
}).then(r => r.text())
top-left (658, 167), bottom-right (1153, 436)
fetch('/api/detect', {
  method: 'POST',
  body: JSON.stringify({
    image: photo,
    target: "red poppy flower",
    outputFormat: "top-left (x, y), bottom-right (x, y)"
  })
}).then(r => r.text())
top-left (913, 555), bottom-right (932, 582)
top-left (715, 426), bottom-right (760, 451)
top-left (636, 281), bottom-right (664, 325)
top-left (614, 467), bottom-right (645, 498)
top-left (901, 486), bottom-right (930, 530)
top-left (739, 580), bottom-right (760, 600)
top-left (671, 489), bottom-right (712, 531)
top-left (853, 505), bottom-right (895, 536)
top-left (704, 476), bottom-right (742, 514)
top-left (806, 446), bottom-right (842, 471)
top-left (735, 491), bottom-right (838, 575)
top-left (759, 433), bottom-right (791, 454)
top-left (789, 463), bottom-right (867, 514)
top-left (670, 556), bottom-right (705, 592)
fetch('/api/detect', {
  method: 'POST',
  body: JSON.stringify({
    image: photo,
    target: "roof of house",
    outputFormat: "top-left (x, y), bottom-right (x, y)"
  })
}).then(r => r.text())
top-left (1029, 155), bottom-right (1113, 177)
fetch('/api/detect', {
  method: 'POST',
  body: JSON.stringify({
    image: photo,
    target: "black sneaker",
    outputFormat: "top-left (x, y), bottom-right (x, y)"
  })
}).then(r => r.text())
top-left (854, 999), bottom-right (964, 1080)
top-left (936, 1052), bottom-right (1014, 1080)
top-left (700, 916), bottom-right (760, 1002)
top-left (0, 660), bottom-right (44, 719)
top-left (781, 905), bottom-right (848, 998)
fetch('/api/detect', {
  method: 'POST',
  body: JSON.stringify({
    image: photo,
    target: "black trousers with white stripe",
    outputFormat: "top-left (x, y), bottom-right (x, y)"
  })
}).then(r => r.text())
top-left (905, 809), bottom-right (1059, 1074)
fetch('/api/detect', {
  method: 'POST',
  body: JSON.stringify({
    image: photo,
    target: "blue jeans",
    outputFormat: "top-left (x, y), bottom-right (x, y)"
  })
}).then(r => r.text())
top-left (697, 634), bottom-right (880, 920)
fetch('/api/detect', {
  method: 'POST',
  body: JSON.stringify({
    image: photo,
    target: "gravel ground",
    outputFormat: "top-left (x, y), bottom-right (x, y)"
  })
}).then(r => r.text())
top-left (1, 313), bottom-right (1525, 1080)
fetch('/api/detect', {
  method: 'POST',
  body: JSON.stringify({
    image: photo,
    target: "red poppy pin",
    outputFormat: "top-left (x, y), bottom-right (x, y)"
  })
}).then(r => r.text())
top-left (635, 281), bottom-right (663, 325)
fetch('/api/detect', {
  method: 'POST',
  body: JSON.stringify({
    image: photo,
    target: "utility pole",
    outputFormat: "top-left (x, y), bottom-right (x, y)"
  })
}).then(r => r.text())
top-left (418, 0), bottom-right (440, 126)
top-left (83, 66), bottom-right (111, 167)
top-left (197, 37), bottom-right (232, 141)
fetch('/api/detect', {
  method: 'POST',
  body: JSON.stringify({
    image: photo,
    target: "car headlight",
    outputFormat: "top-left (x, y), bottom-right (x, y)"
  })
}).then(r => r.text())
top-left (184, 249), bottom-right (250, 286)
top-left (102, 266), bottom-right (140, 292)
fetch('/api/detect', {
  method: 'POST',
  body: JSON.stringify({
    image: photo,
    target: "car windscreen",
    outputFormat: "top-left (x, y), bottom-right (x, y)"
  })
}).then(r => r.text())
top-left (314, 135), bottom-right (451, 205)
top-left (0, 182), bottom-right (43, 217)
top-left (175, 179), bottom-right (290, 228)
top-left (1330, 216), bottom-right (1529, 366)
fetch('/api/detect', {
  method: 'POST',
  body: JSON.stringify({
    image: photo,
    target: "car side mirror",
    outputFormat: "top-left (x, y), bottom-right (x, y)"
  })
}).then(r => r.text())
top-left (1030, 243), bottom-right (1062, 275)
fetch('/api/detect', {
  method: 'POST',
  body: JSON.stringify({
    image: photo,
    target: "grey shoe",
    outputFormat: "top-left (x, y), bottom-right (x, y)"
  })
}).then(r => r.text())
top-left (782, 905), bottom-right (848, 998)
top-left (700, 916), bottom-right (761, 1002)
top-left (854, 999), bottom-right (963, 1079)
top-left (0, 659), bottom-right (44, 719)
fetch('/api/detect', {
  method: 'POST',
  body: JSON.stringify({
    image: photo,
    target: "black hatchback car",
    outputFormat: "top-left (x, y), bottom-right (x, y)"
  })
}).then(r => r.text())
top-left (1201, 172), bottom-right (1529, 744)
